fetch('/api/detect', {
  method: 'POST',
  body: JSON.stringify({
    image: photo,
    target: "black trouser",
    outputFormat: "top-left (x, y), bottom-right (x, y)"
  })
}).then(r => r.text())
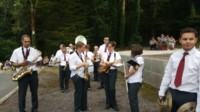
top-left (87, 75), bottom-right (91, 88)
top-left (59, 66), bottom-right (71, 90)
top-left (128, 82), bottom-right (141, 112)
top-left (169, 88), bottom-right (197, 112)
top-left (102, 69), bottom-right (117, 107)
top-left (99, 72), bottom-right (104, 87)
top-left (18, 71), bottom-right (38, 112)
top-left (71, 74), bottom-right (88, 112)
top-left (93, 61), bottom-right (100, 81)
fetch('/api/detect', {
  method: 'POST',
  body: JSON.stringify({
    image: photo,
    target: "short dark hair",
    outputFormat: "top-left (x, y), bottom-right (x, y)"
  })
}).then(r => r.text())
top-left (76, 41), bottom-right (85, 48)
top-left (108, 41), bottom-right (116, 47)
top-left (85, 44), bottom-right (90, 50)
top-left (21, 34), bottom-right (30, 40)
top-left (180, 27), bottom-right (198, 38)
top-left (130, 44), bottom-right (143, 57)
top-left (59, 42), bottom-right (66, 47)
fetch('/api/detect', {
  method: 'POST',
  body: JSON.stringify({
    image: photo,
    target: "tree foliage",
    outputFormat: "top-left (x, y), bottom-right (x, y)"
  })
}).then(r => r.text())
top-left (0, 0), bottom-right (200, 60)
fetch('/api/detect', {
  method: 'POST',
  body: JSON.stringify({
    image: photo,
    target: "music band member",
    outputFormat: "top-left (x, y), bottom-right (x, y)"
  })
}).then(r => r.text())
top-left (84, 44), bottom-right (94, 90)
top-left (56, 47), bottom-right (71, 93)
top-left (124, 44), bottom-right (144, 112)
top-left (100, 41), bottom-right (121, 111)
top-left (10, 34), bottom-right (42, 112)
top-left (54, 42), bottom-right (66, 92)
top-left (97, 37), bottom-right (109, 89)
top-left (92, 46), bottom-right (100, 81)
top-left (158, 27), bottom-right (200, 112)
top-left (69, 41), bottom-right (91, 112)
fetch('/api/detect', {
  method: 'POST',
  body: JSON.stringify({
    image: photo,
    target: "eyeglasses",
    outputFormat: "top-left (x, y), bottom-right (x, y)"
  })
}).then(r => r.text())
top-left (107, 46), bottom-right (112, 47)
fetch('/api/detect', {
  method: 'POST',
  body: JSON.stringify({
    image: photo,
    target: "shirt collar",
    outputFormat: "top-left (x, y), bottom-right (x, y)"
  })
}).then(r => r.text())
top-left (23, 46), bottom-right (30, 50)
top-left (181, 47), bottom-right (196, 55)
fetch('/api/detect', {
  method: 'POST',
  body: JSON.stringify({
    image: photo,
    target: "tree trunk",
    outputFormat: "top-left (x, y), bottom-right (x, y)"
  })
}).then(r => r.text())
top-left (30, 0), bottom-right (37, 48)
top-left (190, 0), bottom-right (196, 17)
top-left (129, 0), bottom-right (141, 44)
top-left (119, 0), bottom-right (125, 47)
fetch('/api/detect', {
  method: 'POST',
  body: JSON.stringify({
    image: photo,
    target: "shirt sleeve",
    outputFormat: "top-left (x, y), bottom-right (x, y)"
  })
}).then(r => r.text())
top-left (10, 50), bottom-right (17, 63)
top-left (69, 55), bottom-right (77, 71)
top-left (116, 52), bottom-right (121, 60)
top-left (137, 57), bottom-right (144, 65)
top-left (159, 56), bottom-right (173, 96)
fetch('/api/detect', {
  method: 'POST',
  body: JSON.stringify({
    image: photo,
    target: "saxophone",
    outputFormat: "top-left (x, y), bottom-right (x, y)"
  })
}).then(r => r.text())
top-left (84, 53), bottom-right (89, 81)
top-left (12, 50), bottom-right (42, 81)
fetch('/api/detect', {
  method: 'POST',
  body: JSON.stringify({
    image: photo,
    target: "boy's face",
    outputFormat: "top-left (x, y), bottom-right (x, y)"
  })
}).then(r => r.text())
top-left (179, 33), bottom-right (198, 51)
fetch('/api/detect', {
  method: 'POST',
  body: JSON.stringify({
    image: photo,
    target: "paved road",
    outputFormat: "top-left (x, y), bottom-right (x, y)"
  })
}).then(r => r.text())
top-left (0, 70), bottom-right (17, 104)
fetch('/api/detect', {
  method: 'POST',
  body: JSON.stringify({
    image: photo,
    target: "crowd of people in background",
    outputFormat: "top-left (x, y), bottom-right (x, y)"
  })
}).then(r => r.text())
top-left (149, 33), bottom-right (176, 50)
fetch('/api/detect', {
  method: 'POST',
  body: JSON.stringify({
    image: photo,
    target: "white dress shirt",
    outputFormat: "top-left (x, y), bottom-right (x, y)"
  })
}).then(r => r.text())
top-left (98, 44), bottom-right (107, 56)
top-left (54, 49), bottom-right (62, 61)
top-left (56, 53), bottom-right (70, 66)
top-left (69, 51), bottom-right (85, 78)
top-left (159, 47), bottom-right (200, 97)
top-left (101, 51), bottom-right (121, 70)
top-left (127, 55), bottom-right (144, 83)
top-left (10, 47), bottom-right (42, 72)
top-left (84, 51), bottom-right (94, 73)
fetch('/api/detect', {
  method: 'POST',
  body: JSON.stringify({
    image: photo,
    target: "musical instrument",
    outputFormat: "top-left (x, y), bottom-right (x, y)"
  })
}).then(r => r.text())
top-left (98, 62), bottom-right (115, 73)
top-left (93, 51), bottom-right (99, 61)
top-left (12, 50), bottom-right (42, 81)
top-left (177, 102), bottom-right (196, 112)
top-left (75, 35), bottom-right (89, 80)
top-left (158, 90), bottom-right (172, 112)
top-left (63, 61), bottom-right (69, 71)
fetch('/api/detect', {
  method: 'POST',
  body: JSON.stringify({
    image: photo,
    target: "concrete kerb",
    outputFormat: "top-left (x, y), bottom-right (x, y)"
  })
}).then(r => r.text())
top-left (0, 67), bottom-right (43, 104)
top-left (0, 87), bottom-right (18, 104)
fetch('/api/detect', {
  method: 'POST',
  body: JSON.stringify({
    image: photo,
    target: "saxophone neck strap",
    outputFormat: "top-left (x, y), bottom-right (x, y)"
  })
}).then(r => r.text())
top-left (22, 47), bottom-right (30, 60)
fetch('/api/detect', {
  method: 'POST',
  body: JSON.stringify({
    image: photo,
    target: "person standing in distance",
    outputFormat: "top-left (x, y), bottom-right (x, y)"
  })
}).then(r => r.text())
top-left (69, 41), bottom-right (91, 112)
top-left (124, 44), bottom-right (144, 112)
top-left (97, 37), bottom-right (109, 89)
top-left (100, 41), bottom-right (121, 111)
top-left (158, 27), bottom-right (200, 112)
top-left (10, 34), bottom-right (42, 112)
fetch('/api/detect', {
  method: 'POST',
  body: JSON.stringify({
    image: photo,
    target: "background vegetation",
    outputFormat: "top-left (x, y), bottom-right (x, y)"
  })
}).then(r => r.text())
top-left (0, 0), bottom-right (200, 61)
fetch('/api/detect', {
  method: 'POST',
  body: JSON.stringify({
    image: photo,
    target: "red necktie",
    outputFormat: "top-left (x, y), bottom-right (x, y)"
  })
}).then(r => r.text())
top-left (107, 53), bottom-right (111, 61)
top-left (104, 45), bottom-right (107, 52)
top-left (64, 53), bottom-right (66, 61)
top-left (25, 48), bottom-right (29, 59)
top-left (174, 52), bottom-right (188, 87)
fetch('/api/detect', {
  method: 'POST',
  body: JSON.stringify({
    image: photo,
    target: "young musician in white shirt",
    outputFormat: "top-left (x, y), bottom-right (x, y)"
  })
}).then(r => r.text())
top-left (56, 47), bottom-right (70, 93)
top-left (10, 34), bottom-right (42, 112)
top-left (100, 41), bottom-right (121, 111)
top-left (158, 27), bottom-right (200, 112)
top-left (84, 44), bottom-right (94, 90)
top-left (69, 41), bottom-right (91, 112)
top-left (124, 44), bottom-right (144, 112)
top-left (97, 37), bottom-right (109, 89)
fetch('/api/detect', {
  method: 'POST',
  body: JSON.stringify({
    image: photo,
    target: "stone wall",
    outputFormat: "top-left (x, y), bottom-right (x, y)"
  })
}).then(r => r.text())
top-left (119, 55), bottom-right (168, 89)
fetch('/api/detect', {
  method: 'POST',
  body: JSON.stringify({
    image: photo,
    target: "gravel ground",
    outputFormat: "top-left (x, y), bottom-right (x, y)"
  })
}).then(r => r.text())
top-left (0, 66), bottom-right (159, 112)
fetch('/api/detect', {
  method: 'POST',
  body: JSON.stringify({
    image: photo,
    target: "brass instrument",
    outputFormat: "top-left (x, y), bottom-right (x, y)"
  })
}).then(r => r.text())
top-left (159, 90), bottom-right (172, 112)
top-left (98, 62), bottom-right (115, 73)
top-left (84, 55), bottom-right (89, 81)
top-left (12, 50), bottom-right (42, 81)
top-left (63, 61), bottom-right (69, 71)
top-left (75, 35), bottom-right (89, 80)
top-left (93, 51), bottom-right (99, 61)
top-left (177, 102), bottom-right (196, 112)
